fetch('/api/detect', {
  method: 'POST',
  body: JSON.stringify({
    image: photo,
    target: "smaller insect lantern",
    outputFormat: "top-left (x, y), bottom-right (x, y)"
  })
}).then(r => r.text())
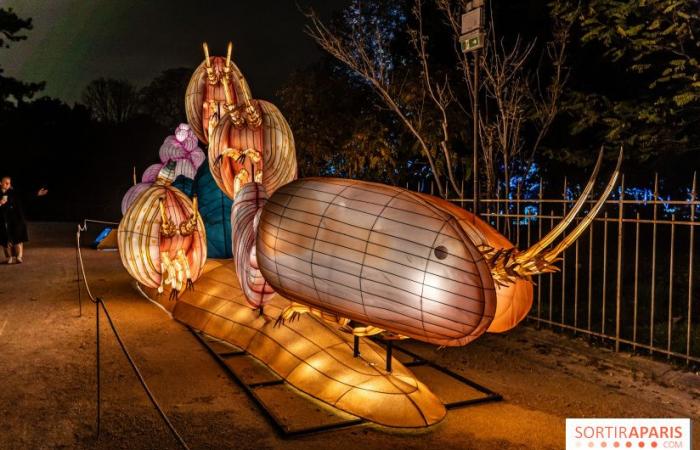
top-left (185, 42), bottom-right (253, 144)
top-left (209, 98), bottom-right (296, 201)
top-left (118, 162), bottom-right (207, 299)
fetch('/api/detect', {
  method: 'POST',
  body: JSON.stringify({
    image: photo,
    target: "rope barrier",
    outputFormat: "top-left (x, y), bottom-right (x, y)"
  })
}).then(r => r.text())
top-left (75, 221), bottom-right (190, 450)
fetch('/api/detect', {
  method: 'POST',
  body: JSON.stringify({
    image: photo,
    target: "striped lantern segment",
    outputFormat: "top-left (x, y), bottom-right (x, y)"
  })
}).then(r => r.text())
top-left (231, 183), bottom-right (275, 308)
top-left (255, 177), bottom-right (497, 347)
top-left (209, 99), bottom-right (297, 201)
top-left (118, 164), bottom-right (207, 298)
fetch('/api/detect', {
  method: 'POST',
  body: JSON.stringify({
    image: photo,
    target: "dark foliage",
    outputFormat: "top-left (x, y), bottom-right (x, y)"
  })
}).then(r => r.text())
top-left (0, 8), bottom-right (44, 112)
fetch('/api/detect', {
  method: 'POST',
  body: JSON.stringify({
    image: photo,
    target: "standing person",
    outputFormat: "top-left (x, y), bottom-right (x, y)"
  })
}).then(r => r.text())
top-left (0, 176), bottom-right (48, 264)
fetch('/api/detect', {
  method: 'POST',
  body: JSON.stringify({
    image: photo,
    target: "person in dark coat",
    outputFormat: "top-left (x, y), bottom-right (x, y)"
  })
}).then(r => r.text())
top-left (0, 176), bottom-right (48, 264)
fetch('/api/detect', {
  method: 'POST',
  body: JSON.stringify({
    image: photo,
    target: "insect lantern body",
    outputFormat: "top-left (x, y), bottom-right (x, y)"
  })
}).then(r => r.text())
top-left (185, 43), bottom-right (252, 144)
top-left (256, 178), bottom-right (498, 347)
top-left (209, 99), bottom-right (297, 201)
top-left (252, 150), bottom-right (621, 346)
top-left (118, 163), bottom-right (207, 298)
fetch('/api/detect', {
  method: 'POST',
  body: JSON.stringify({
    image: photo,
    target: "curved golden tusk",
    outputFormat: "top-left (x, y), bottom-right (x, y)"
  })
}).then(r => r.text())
top-left (203, 42), bottom-right (211, 68)
top-left (226, 42), bottom-right (233, 67)
top-left (516, 146), bottom-right (605, 262)
top-left (539, 147), bottom-right (624, 260)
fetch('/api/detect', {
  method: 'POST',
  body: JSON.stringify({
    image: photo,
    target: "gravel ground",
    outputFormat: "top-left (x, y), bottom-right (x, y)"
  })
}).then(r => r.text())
top-left (0, 222), bottom-right (697, 450)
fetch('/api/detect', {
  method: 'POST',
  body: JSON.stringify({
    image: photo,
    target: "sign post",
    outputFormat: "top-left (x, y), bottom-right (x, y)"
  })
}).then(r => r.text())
top-left (461, 0), bottom-right (484, 215)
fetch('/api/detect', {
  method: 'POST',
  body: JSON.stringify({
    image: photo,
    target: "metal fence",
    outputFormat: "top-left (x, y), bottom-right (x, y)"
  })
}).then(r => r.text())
top-left (442, 173), bottom-right (698, 367)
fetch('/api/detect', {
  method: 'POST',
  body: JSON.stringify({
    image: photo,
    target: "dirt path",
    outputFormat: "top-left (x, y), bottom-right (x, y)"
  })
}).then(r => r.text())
top-left (0, 223), bottom-right (697, 450)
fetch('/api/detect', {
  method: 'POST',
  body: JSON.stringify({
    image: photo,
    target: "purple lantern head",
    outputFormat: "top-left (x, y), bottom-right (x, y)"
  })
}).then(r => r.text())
top-left (121, 124), bottom-right (206, 215)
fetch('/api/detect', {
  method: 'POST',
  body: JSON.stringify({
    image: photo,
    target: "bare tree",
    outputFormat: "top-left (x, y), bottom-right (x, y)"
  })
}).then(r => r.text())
top-left (439, 0), bottom-right (574, 200)
top-left (82, 78), bottom-right (139, 124)
top-left (307, 0), bottom-right (573, 201)
top-left (480, 31), bottom-right (534, 202)
top-left (306, 0), bottom-right (462, 198)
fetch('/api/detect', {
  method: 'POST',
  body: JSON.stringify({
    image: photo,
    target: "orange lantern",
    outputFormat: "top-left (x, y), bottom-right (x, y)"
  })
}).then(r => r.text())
top-left (118, 163), bottom-right (207, 298)
top-left (209, 99), bottom-right (297, 200)
top-left (185, 42), bottom-right (252, 144)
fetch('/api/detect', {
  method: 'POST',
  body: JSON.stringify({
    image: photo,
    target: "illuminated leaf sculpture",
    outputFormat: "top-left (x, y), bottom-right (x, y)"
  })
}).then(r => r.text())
top-left (147, 260), bottom-right (446, 428)
top-left (118, 162), bottom-right (207, 299)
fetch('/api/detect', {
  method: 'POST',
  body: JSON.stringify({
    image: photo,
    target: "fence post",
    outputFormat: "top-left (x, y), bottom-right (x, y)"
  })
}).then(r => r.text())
top-left (650, 173), bottom-right (659, 354)
top-left (515, 183), bottom-right (521, 248)
top-left (587, 221), bottom-right (594, 333)
top-left (633, 211), bottom-right (640, 352)
top-left (615, 175), bottom-right (625, 352)
top-left (667, 214), bottom-right (676, 358)
top-left (574, 231), bottom-right (580, 333)
top-left (602, 211), bottom-right (609, 334)
top-left (536, 179), bottom-right (544, 328)
top-left (549, 210), bottom-right (555, 324)
top-left (495, 186), bottom-right (501, 233)
top-left (687, 172), bottom-right (697, 363)
top-left (561, 177), bottom-right (568, 328)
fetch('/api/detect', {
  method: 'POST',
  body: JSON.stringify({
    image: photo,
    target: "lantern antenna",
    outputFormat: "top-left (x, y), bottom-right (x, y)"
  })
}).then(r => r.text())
top-left (516, 146), bottom-right (605, 262)
top-left (202, 42), bottom-right (211, 68)
top-left (487, 147), bottom-right (623, 283)
top-left (537, 147), bottom-right (623, 261)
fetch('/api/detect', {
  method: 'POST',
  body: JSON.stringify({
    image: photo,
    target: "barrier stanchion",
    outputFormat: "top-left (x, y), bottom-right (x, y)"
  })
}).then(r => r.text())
top-left (75, 220), bottom-right (190, 450)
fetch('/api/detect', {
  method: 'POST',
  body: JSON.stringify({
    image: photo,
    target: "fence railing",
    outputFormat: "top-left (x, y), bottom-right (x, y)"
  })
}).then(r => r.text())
top-left (443, 173), bottom-right (698, 367)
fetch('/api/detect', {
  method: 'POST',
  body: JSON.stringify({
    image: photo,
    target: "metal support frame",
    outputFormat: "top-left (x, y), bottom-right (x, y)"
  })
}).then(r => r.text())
top-left (191, 329), bottom-right (502, 438)
top-left (385, 340), bottom-right (393, 372)
top-left (384, 343), bottom-right (502, 410)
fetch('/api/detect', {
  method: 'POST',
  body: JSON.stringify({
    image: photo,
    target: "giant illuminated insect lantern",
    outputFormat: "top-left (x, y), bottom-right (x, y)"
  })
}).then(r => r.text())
top-left (121, 42), bottom-right (622, 428)
top-left (253, 149), bottom-right (621, 345)
top-left (185, 42), bottom-right (623, 344)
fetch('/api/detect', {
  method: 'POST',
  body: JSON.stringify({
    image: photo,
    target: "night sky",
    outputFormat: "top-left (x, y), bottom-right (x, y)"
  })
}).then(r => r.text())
top-left (4, 0), bottom-right (346, 104)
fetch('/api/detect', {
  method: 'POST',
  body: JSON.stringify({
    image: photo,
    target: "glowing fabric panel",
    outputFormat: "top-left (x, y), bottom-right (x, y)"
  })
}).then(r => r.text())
top-left (256, 177), bottom-right (497, 347)
top-left (185, 57), bottom-right (252, 144)
top-left (419, 194), bottom-right (534, 333)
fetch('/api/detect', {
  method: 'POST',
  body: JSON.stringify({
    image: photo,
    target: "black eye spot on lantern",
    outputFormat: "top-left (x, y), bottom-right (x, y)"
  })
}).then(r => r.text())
top-left (434, 245), bottom-right (448, 260)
